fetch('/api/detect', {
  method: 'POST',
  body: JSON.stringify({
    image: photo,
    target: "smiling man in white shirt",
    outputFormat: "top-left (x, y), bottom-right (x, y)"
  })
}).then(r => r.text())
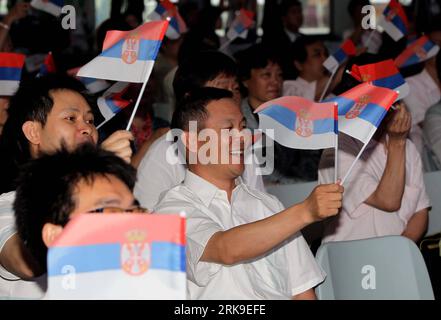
top-left (154, 87), bottom-right (344, 300)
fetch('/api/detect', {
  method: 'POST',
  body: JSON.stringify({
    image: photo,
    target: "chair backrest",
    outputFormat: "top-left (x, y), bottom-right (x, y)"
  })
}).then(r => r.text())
top-left (424, 170), bottom-right (441, 236)
top-left (315, 236), bottom-right (435, 300)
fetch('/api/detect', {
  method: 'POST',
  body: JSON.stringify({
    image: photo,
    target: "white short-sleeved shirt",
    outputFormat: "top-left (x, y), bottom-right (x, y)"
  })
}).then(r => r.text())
top-left (319, 134), bottom-right (431, 243)
top-left (404, 69), bottom-right (441, 153)
top-left (283, 77), bottom-right (317, 101)
top-left (0, 191), bottom-right (46, 299)
top-left (154, 170), bottom-right (325, 300)
top-left (423, 102), bottom-right (441, 171)
top-left (134, 133), bottom-right (265, 210)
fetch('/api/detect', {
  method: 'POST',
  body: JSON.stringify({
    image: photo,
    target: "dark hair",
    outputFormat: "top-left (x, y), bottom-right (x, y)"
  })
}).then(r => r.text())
top-left (0, 74), bottom-right (88, 194)
top-left (173, 50), bottom-right (238, 101)
top-left (290, 35), bottom-right (324, 64)
top-left (171, 87), bottom-right (233, 130)
top-left (14, 144), bottom-right (137, 270)
top-left (235, 44), bottom-right (282, 82)
top-left (280, 0), bottom-right (302, 16)
top-left (347, 0), bottom-right (370, 17)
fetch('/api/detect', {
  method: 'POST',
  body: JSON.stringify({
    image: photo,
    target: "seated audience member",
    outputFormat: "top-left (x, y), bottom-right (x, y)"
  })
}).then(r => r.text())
top-left (283, 36), bottom-right (332, 102)
top-left (11, 144), bottom-right (140, 299)
top-left (403, 28), bottom-right (441, 154)
top-left (154, 88), bottom-right (344, 300)
top-left (134, 50), bottom-right (265, 210)
top-left (423, 101), bottom-right (441, 171)
top-left (343, 0), bottom-right (382, 54)
top-left (235, 44), bottom-right (322, 183)
top-left (0, 74), bottom-right (133, 298)
top-left (319, 73), bottom-right (430, 243)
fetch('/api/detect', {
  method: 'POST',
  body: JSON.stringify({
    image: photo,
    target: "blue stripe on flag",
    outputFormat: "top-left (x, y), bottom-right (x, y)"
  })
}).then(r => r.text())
top-left (51, 0), bottom-right (64, 6)
top-left (48, 242), bottom-right (185, 276)
top-left (422, 40), bottom-right (435, 52)
top-left (359, 103), bottom-right (388, 127)
top-left (384, 6), bottom-right (407, 35)
top-left (313, 119), bottom-right (336, 134)
top-left (0, 67), bottom-right (22, 81)
top-left (372, 73), bottom-right (405, 90)
top-left (234, 23), bottom-right (246, 34)
top-left (327, 96), bottom-right (354, 116)
top-left (333, 48), bottom-right (347, 65)
top-left (105, 98), bottom-right (123, 114)
top-left (101, 39), bottom-right (162, 61)
top-left (79, 77), bottom-right (97, 85)
top-left (259, 105), bottom-right (296, 130)
top-left (155, 5), bottom-right (166, 15)
top-left (402, 54), bottom-right (420, 67)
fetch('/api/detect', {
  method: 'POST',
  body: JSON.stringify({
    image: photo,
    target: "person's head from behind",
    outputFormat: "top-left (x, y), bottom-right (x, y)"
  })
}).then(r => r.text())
top-left (14, 144), bottom-right (138, 272)
top-left (236, 44), bottom-right (283, 109)
top-left (290, 36), bottom-right (328, 81)
top-left (347, 0), bottom-right (370, 26)
top-left (173, 50), bottom-right (241, 105)
top-left (281, 0), bottom-right (303, 33)
top-left (172, 88), bottom-right (247, 181)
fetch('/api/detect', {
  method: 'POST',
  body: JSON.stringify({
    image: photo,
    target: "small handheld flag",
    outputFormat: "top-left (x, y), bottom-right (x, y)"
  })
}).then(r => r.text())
top-left (323, 39), bottom-right (357, 72)
top-left (226, 9), bottom-right (255, 41)
top-left (77, 20), bottom-right (168, 83)
top-left (31, 0), bottom-right (63, 17)
top-left (0, 52), bottom-right (26, 96)
top-left (394, 36), bottom-right (440, 68)
top-left (378, 0), bottom-right (409, 41)
top-left (45, 214), bottom-right (186, 300)
top-left (348, 59), bottom-right (409, 100)
top-left (255, 96), bottom-right (338, 150)
top-left (38, 52), bottom-right (56, 77)
top-left (328, 82), bottom-right (398, 144)
top-left (67, 67), bottom-right (111, 94)
top-left (96, 82), bottom-right (132, 129)
top-left (148, 0), bottom-right (187, 40)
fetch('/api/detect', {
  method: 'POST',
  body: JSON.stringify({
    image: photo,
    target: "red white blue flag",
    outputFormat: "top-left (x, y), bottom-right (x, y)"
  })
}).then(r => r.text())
top-left (148, 0), bottom-right (187, 40)
top-left (378, 0), bottom-right (409, 41)
top-left (78, 21), bottom-right (168, 83)
top-left (31, 0), bottom-right (64, 17)
top-left (45, 214), bottom-right (186, 299)
top-left (0, 52), bottom-right (26, 96)
top-left (255, 96), bottom-right (338, 150)
top-left (226, 9), bottom-right (255, 40)
top-left (96, 82), bottom-right (132, 129)
top-left (394, 35), bottom-right (439, 68)
top-left (323, 39), bottom-right (357, 72)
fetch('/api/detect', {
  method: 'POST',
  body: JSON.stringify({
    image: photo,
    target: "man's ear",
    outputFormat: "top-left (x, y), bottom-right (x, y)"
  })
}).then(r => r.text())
top-left (42, 223), bottom-right (63, 248)
top-left (181, 131), bottom-right (199, 153)
top-left (22, 121), bottom-right (42, 146)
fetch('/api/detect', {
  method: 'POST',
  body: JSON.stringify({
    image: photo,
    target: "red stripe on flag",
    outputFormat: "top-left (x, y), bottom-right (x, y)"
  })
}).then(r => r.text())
top-left (394, 36), bottom-right (429, 68)
top-left (339, 82), bottom-right (398, 110)
top-left (103, 20), bottom-right (169, 52)
top-left (341, 39), bottom-right (356, 57)
top-left (388, 0), bottom-right (409, 29)
top-left (0, 53), bottom-right (26, 68)
top-left (351, 59), bottom-right (399, 82)
top-left (51, 214), bottom-right (186, 247)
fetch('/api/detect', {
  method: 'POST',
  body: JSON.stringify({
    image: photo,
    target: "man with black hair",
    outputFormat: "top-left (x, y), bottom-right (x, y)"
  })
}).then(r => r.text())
top-left (134, 50), bottom-right (264, 210)
top-left (10, 144), bottom-right (140, 298)
top-left (155, 87), bottom-right (344, 300)
top-left (0, 74), bottom-right (134, 298)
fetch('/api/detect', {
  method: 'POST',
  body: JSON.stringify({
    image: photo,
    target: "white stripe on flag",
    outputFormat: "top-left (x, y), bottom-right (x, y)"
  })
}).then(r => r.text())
top-left (44, 269), bottom-right (186, 300)
top-left (78, 57), bottom-right (155, 83)
top-left (338, 115), bottom-right (376, 144)
top-left (97, 97), bottom-right (114, 121)
top-left (31, 0), bottom-right (62, 17)
top-left (323, 55), bottom-right (339, 73)
top-left (0, 80), bottom-right (19, 96)
top-left (259, 114), bottom-right (336, 150)
top-left (378, 16), bottom-right (404, 41)
top-left (395, 82), bottom-right (409, 101)
top-left (427, 45), bottom-right (440, 61)
top-left (84, 79), bottom-right (110, 94)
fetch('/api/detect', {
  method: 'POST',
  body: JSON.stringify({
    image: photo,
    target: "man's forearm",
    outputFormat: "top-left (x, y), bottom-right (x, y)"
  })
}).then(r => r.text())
top-left (365, 139), bottom-right (406, 211)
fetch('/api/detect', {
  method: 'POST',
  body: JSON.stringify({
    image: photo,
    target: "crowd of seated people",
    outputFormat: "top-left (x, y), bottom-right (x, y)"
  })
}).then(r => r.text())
top-left (0, 0), bottom-right (440, 300)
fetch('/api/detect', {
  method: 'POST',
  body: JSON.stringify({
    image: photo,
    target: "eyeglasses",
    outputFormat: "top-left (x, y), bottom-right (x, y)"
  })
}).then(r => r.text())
top-left (87, 206), bottom-right (150, 214)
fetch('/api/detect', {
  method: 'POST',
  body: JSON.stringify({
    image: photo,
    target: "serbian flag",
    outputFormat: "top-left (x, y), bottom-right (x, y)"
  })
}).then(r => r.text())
top-left (0, 53), bottom-right (26, 96)
top-left (226, 9), bottom-right (255, 40)
top-left (45, 214), bottom-right (186, 300)
top-left (394, 36), bottom-right (440, 68)
top-left (255, 96), bottom-right (338, 150)
top-left (96, 82), bottom-right (132, 129)
top-left (78, 20), bottom-right (168, 83)
top-left (329, 83), bottom-right (397, 143)
top-left (148, 0), bottom-right (187, 40)
top-left (348, 59), bottom-right (409, 100)
top-left (38, 52), bottom-right (56, 76)
top-left (31, 0), bottom-right (63, 17)
top-left (378, 0), bottom-right (409, 41)
top-left (323, 39), bottom-right (357, 72)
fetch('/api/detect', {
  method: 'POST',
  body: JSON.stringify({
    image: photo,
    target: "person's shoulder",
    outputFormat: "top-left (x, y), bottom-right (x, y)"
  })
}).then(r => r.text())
top-left (154, 184), bottom-right (198, 214)
top-left (0, 191), bottom-right (16, 209)
top-left (241, 183), bottom-right (284, 211)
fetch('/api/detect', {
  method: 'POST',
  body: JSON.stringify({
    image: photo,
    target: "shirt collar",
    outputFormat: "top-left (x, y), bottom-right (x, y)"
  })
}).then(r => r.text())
top-left (183, 170), bottom-right (260, 206)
